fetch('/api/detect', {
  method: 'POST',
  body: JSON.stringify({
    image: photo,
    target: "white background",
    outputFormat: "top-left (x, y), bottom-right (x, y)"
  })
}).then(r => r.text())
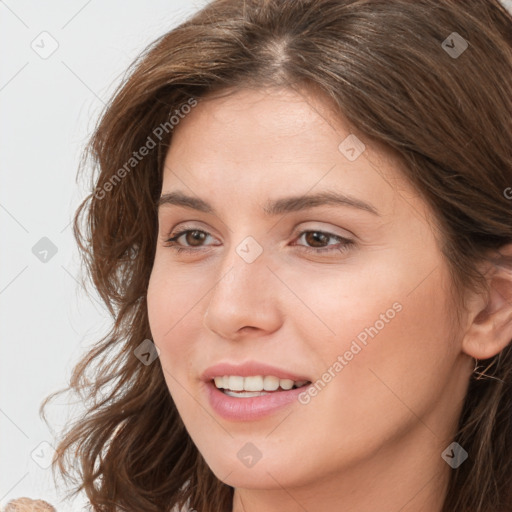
top-left (1, 1), bottom-right (511, 510)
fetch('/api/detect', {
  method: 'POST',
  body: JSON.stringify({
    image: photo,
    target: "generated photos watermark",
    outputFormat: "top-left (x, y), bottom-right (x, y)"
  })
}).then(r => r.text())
top-left (298, 301), bottom-right (403, 404)
top-left (94, 97), bottom-right (198, 200)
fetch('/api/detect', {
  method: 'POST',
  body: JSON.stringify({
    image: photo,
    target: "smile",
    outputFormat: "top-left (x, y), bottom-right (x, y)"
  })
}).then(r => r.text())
top-left (205, 377), bottom-right (313, 421)
top-left (213, 375), bottom-right (310, 397)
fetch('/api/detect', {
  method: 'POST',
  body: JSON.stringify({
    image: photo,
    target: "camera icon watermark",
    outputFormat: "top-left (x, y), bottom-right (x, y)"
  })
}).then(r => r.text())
top-left (31, 441), bottom-right (57, 469)
top-left (441, 442), bottom-right (468, 468)
top-left (32, 237), bottom-right (58, 263)
top-left (237, 442), bottom-right (262, 468)
top-left (31, 31), bottom-right (59, 59)
top-left (338, 134), bottom-right (366, 161)
top-left (134, 339), bottom-right (161, 365)
top-left (236, 236), bottom-right (263, 264)
top-left (441, 32), bottom-right (468, 59)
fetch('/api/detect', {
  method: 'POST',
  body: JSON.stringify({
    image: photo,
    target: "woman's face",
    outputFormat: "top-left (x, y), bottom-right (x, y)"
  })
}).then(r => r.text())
top-left (147, 86), bottom-right (473, 503)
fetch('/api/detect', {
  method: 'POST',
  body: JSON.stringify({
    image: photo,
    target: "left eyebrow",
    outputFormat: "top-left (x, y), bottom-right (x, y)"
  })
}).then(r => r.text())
top-left (157, 190), bottom-right (380, 216)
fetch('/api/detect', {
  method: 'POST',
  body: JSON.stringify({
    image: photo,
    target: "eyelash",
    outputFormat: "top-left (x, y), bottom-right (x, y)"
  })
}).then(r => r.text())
top-left (163, 228), bottom-right (355, 255)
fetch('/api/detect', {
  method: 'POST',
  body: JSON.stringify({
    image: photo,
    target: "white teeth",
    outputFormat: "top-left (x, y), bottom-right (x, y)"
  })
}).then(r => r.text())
top-left (263, 375), bottom-right (280, 391)
top-left (228, 376), bottom-right (244, 391)
top-left (244, 376), bottom-right (263, 391)
top-left (279, 379), bottom-right (294, 390)
top-left (224, 390), bottom-right (268, 398)
top-left (213, 375), bottom-right (309, 393)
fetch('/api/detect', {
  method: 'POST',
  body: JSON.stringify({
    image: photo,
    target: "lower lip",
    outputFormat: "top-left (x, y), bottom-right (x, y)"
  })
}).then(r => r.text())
top-left (204, 380), bottom-right (309, 421)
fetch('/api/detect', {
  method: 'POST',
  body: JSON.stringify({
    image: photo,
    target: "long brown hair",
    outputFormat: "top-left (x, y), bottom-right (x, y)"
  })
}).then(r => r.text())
top-left (40, 1), bottom-right (512, 510)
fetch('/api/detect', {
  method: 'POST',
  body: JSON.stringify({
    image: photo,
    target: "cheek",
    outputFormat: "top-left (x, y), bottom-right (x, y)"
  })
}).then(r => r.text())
top-left (282, 257), bottom-right (457, 418)
top-left (147, 255), bottom-right (206, 341)
top-left (147, 259), bottom-right (218, 413)
top-left (146, 279), bottom-right (196, 421)
top-left (147, 264), bottom-right (197, 374)
top-left (320, 270), bottom-right (457, 435)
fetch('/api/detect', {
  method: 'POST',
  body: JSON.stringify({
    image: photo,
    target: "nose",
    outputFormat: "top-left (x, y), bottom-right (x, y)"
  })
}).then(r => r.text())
top-left (202, 242), bottom-right (282, 341)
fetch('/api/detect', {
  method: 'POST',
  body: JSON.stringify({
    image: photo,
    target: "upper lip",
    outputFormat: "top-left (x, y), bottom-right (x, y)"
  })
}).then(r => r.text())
top-left (201, 361), bottom-right (311, 382)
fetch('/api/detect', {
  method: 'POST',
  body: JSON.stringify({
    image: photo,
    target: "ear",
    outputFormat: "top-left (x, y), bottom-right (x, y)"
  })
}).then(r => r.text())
top-left (462, 244), bottom-right (512, 360)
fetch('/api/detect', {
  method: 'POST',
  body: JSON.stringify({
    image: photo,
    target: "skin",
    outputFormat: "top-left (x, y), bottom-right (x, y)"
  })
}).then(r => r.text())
top-left (146, 86), bottom-right (510, 512)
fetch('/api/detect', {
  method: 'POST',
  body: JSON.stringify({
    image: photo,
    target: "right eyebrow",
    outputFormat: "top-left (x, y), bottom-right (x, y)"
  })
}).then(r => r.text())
top-left (157, 190), bottom-right (380, 216)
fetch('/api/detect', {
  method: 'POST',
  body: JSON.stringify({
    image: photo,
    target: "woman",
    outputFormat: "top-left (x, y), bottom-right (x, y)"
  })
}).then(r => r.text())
top-left (41, 1), bottom-right (512, 511)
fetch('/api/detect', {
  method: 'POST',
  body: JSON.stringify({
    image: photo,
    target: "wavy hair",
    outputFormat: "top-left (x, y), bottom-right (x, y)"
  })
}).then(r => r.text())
top-left (41, 1), bottom-right (512, 511)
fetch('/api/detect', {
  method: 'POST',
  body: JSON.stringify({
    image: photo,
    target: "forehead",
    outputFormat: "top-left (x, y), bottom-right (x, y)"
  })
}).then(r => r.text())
top-left (160, 86), bottom-right (418, 221)
top-left (167, 86), bottom-right (354, 154)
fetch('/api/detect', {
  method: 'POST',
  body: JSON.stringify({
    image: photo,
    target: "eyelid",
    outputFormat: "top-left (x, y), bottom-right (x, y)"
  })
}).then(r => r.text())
top-left (164, 222), bottom-right (218, 242)
top-left (162, 223), bottom-right (355, 256)
top-left (164, 220), bottom-right (353, 240)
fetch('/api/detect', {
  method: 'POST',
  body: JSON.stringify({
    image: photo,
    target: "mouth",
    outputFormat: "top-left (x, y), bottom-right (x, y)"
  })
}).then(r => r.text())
top-left (212, 375), bottom-right (312, 398)
top-left (201, 362), bottom-right (313, 420)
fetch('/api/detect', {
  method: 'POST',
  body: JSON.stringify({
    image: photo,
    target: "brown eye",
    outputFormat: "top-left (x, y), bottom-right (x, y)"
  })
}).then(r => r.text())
top-left (292, 230), bottom-right (355, 255)
top-left (163, 228), bottom-right (217, 254)
top-left (182, 230), bottom-right (208, 247)
top-left (303, 231), bottom-right (331, 248)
